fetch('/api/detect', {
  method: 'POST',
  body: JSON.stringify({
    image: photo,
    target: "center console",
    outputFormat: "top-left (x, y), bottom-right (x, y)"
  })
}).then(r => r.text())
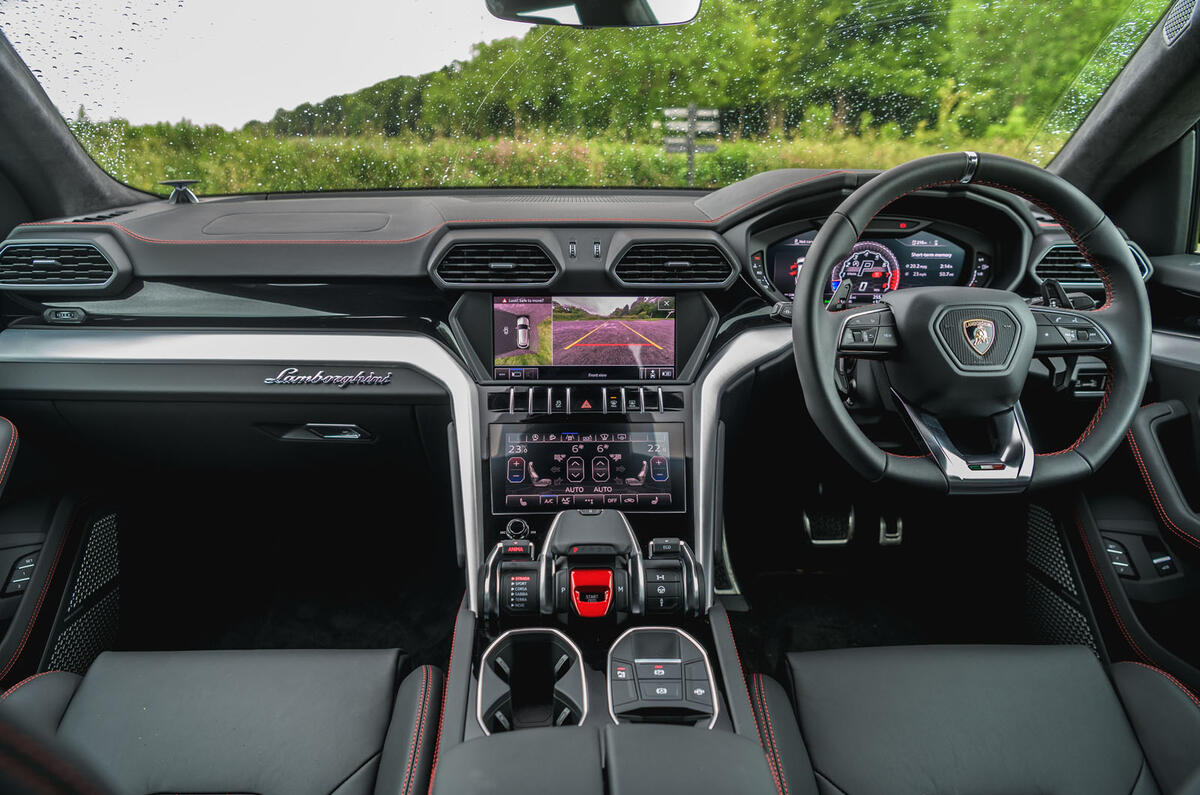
top-left (433, 289), bottom-right (783, 794)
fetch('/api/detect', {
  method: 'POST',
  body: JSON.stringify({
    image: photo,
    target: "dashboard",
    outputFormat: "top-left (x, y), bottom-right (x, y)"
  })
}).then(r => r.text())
top-left (0, 166), bottom-right (1116, 615)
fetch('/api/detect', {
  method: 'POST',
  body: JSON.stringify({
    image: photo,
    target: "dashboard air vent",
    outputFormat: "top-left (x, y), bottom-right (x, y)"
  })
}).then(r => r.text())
top-left (1034, 243), bottom-right (1150, 288)
top-left (614, 243), bottom-right (733, 284)
top-left (71, 209), bottom-right (130, 223)
top-left (435, 243), bottom-right (556, 285)
top-left (0, 243), bottom-right (115, 287)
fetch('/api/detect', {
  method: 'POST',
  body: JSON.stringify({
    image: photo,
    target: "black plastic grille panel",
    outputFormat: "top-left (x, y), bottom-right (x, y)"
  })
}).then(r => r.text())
top-left (614, 243), bottom-right (733, 284)
top-left (435, 243), bottom-right (556, 284)
top-left (1164, 0), bottom-right (1196, 44)
top-left (0, 244), bottom-right (114, 285)
top-left (1034, 244), bottom-right (1148, 287)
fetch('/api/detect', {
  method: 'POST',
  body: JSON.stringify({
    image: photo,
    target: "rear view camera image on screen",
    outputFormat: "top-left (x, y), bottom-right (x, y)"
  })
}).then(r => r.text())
top-left (493, 296), bottom-right (676, 380)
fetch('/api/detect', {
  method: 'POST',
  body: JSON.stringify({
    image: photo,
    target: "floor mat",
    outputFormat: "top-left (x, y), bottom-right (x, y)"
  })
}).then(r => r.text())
top-left (727, 499), bottom-right (1031, 677)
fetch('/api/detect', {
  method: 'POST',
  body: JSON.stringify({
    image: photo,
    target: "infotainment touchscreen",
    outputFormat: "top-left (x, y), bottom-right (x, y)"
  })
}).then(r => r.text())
top-left (490, 422), bottom-right (685, 513)
top-left (493, 295), bottom-right (675, 380)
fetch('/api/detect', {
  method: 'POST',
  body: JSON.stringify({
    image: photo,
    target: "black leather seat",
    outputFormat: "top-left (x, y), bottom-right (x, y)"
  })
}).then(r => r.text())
top-left (0, 649), bottom-right (442, 795)
top-left (750, 645), bottom-right (1200, 795)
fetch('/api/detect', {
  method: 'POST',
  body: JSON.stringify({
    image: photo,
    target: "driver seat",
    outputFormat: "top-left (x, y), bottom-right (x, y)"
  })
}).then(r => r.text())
top-left (752, 645), bottom-right (1200, 795)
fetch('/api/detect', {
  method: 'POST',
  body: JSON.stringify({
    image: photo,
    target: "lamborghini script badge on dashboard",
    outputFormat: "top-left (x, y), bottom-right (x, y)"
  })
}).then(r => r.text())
top-left (962, 319), bottom-right (996, 356)
top-left (263, 367), bottom-right (393, 387)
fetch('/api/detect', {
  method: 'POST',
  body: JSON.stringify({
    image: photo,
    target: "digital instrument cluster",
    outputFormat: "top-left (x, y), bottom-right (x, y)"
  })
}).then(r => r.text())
top-left (761, 225), bottom-right (992, 305)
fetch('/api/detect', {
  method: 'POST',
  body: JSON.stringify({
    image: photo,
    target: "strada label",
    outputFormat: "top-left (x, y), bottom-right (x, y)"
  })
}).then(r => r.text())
top-left (263, 367), bottom-right (392, 387)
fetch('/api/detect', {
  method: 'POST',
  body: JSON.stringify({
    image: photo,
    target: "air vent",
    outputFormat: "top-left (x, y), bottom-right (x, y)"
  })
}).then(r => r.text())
top-left (1034, 243), bottom-right (1150, 288)
top-left (435, 243), bottom-right (556, 285)
top-left (0, 243), bottom-right (115, 287)
top-left (71, 209), bottom-right (130, 223)
top-left (1164, 0), bottom-right (1197, 45)
top-left (614, 243), bottom-right (733, 285)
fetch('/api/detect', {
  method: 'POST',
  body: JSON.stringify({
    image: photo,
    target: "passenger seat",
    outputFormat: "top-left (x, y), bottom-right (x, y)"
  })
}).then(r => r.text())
top-left (0, 649), bottom-right (441, 795)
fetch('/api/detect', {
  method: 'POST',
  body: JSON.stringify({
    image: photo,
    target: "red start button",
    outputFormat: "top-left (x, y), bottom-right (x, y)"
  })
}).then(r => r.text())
top-left (569, 569), bottom-right (613, 618)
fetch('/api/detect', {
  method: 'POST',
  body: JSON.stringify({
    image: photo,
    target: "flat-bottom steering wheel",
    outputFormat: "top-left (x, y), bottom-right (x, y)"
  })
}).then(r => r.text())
top-left (793, 152), bottom-right (1151, 493)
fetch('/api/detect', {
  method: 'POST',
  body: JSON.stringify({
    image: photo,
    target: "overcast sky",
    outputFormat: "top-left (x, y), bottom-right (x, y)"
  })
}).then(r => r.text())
top-left (0, 0), bottom-right (531, 128)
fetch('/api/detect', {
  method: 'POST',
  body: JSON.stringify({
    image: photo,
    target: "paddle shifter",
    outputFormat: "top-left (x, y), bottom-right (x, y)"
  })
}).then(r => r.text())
top-left (481, 510), bottom-right (701, 622)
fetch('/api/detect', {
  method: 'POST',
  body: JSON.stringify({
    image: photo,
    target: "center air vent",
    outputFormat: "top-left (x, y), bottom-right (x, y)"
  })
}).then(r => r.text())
top-left (1033, 243), bottom-right (1150, 288)
top-left (614, 243), bottom-right (734, 285)
top-left (435, 243), bottom-right (557, 285)
top-left (0, 243), bottom-right (115, 287)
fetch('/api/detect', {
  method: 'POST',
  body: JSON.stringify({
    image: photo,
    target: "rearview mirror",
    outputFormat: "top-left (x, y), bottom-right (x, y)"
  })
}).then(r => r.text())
top-left (486, 0), bottom-right (701, 27)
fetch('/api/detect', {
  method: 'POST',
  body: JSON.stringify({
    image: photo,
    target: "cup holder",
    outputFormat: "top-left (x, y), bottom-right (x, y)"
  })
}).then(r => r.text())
top-left (477, 628), bottom-right (588, 735)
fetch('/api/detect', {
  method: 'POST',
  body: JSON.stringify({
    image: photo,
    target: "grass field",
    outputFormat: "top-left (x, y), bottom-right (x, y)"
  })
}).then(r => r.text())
top-left (73, 123), bottom-right (1039, 195)
top-left (496, 318), bottom-right (554, 367)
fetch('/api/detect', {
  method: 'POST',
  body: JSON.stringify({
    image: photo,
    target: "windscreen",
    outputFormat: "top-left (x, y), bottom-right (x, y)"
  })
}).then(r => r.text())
top-left (0, 0), bottom-right (1170, 194)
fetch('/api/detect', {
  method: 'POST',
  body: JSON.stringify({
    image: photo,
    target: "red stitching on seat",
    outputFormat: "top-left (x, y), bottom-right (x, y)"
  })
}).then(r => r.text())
top-left (427, 607), bottom-right (462, 795)
top-left (0, 507), bottom-right (73, 683)
top-left (1073, 514), bottom-right (1151, 663)
top-left (401, 666), bottom-right (429, 795)
top-left (1124, 661), bottom-right (1200, 710)
top-left (755, 675), bottom-right (788, 795)
top-left (752, 676), bottom-right (785, 795)
top-left (726, 621), bottom-right (782, 795)
top-left (0, 420), bottom-right (18, 489)
top-left (0, 670), bottom-right (66, 701)
top-left (1127, 430), bottom-right (1200, 551)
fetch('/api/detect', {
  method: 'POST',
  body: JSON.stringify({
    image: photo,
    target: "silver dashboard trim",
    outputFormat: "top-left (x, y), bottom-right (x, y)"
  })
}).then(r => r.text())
top-left (693, 324), bottom-right (792, 609)
top-left (0, 328), bottom-right (485, 613)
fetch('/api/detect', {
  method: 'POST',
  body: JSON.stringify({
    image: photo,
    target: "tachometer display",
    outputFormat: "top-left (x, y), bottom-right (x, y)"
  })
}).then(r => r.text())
top-left (766, 225), bottom-right (969, 304)
top-left (831, 242), bottom-right (901, 303)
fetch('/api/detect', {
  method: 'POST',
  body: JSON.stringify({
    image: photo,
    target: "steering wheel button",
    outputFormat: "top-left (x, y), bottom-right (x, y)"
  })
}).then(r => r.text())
top-left (846, 313), bottom-right (881, 327)
top-left (874, 327), bottom-right (899, 348)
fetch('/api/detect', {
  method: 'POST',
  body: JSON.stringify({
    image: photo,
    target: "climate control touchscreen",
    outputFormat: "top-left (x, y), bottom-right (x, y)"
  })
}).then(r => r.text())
top-left (490, 423), bottom-right (685, 513)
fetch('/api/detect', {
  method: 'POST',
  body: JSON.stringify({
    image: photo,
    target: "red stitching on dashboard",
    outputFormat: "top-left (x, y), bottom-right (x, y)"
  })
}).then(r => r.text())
top-left (1125, 662), bottom-right (1200, 710)
top-left (1127, 430), bottom-right (1200, 551)
top-left (427, 606), bottom-right (461, 795)
top-left (17, 172), bottom-right (852, 245)
top-left (1073, 514), bottom-right (1151, 663)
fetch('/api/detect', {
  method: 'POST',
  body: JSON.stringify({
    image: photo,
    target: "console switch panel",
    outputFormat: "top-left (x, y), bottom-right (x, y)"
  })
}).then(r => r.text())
top-left (608, 627), bottom-right (717, 728)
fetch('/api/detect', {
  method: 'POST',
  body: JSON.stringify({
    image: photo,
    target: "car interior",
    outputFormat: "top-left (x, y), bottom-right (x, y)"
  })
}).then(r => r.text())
top-left (0, 0), bottom-right (1199, 793)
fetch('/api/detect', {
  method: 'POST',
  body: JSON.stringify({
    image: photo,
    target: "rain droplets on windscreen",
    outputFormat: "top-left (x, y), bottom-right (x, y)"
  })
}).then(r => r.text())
top-left (0, 0), bottom-right (1171, 193)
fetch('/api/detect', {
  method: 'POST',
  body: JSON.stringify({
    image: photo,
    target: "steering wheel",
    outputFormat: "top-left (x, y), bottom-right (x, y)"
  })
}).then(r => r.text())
top-left (793, 152), bottom-right (1151, 493)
